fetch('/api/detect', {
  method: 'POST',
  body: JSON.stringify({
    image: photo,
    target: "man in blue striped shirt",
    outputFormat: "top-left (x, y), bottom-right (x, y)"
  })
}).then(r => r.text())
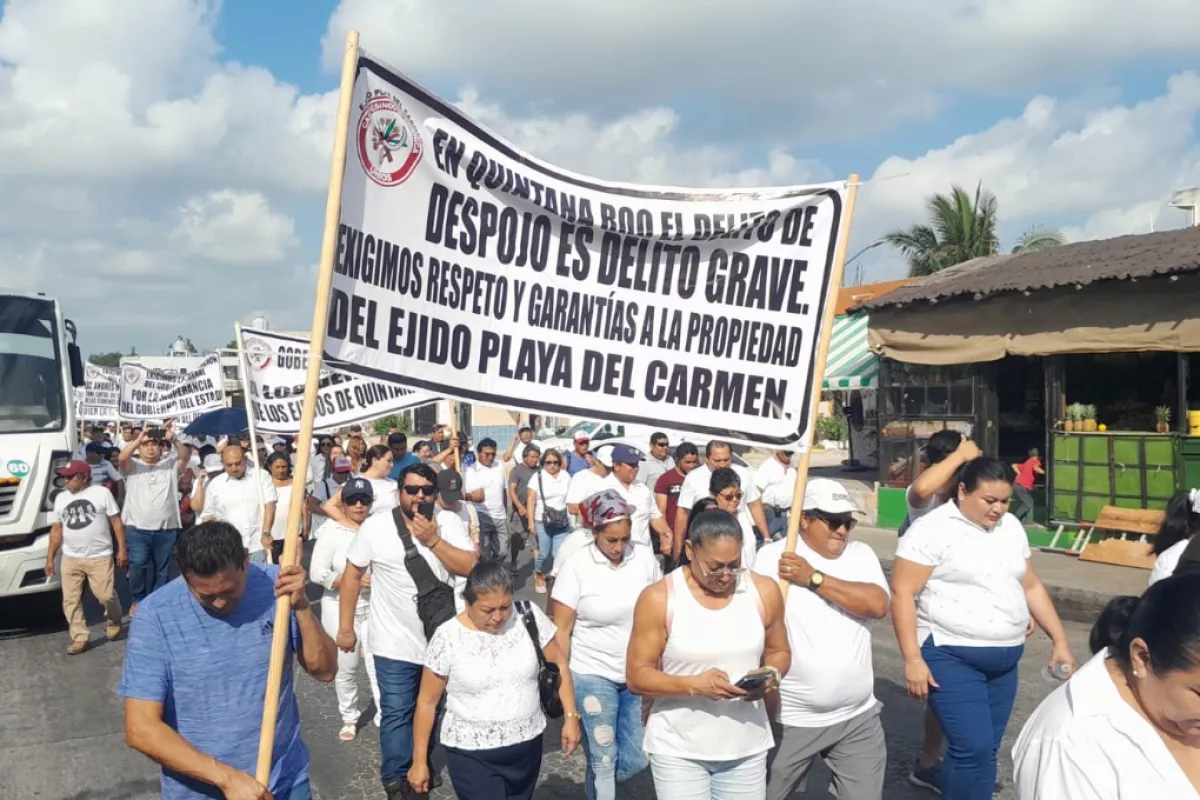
top-left (118, 521), bottom-right (337, 799)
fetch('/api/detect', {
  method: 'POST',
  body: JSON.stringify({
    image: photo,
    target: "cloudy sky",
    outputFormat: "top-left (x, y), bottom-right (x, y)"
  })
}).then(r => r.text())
top-left (4, 0), bottom-right (1199, 359)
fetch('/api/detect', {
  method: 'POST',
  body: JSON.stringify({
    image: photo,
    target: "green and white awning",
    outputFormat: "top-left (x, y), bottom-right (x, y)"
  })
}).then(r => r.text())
top-left (822, 314), bottom-right (878, 390)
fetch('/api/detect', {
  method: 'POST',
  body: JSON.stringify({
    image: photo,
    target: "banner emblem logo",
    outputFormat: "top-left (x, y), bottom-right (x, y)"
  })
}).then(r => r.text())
top-left (243, 338), bottom-right (273, 371)
top-left (356, 92), bottom-right (423, 187)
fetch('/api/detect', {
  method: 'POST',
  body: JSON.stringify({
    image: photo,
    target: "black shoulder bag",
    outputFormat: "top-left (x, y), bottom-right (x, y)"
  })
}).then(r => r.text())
top-left (517, 600), bottom-right (563, 718)
top-left (391, 507), bottom-right (457, 641)
top-left (538, 470), bottom-right (570, 529)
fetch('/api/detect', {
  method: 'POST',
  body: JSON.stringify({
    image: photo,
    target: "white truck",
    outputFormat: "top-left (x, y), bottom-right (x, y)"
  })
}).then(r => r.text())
top-left (0, 291), bottom-right (84, 597)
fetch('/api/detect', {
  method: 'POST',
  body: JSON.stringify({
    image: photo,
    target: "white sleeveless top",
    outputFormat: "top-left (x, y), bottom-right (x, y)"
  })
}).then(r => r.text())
top-left (642, 568), bottom-right (774, 760)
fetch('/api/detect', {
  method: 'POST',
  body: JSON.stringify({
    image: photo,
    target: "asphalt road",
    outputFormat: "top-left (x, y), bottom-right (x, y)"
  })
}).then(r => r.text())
top-left (0, 546), bottom-right (1094, 800)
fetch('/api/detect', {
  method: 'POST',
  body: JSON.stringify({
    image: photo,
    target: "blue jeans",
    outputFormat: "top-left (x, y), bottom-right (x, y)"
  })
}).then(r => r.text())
top-left (534, 520), bottom-right (571, 574)
top-left (249, 549), bottom-right (268, 564)
top-left (649, 752), bottom-right (767, 799)
top-left (923, 638), bottom-right (1024, 799)
top-left (573, 673), bottom-right (648, 799)
top-left (287, 779), bottom-right (312, 800)
top-left (125, 527), bottom-right (180, 603)
top-left (374, 655), bottom-right (424, 783)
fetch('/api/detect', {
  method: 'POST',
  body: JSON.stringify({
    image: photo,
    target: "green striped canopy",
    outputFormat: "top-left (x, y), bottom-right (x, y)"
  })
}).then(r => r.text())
top-left (822, 314), bottom-right (878, 390)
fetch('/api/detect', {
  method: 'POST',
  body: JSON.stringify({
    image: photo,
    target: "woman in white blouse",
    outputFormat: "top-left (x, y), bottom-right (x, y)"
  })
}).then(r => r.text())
top-left (1014, 574), bottom-right (1200, 798)
top-left (408, 560), bottom-right (581, 798)
top-left (1148, 490), bottom-right (1200, 585)
top-left (265, 452), bottom-right (307, 563)
top-left (891, 456), bottom-right (1077, 800)
top-left (321, 444), bottom-right (399, 525)
top-left (550, 490), bottom-right (661, 800)
top-left (308, 478), bottom-right (379, 741)
top-left (527, 448), bottom-right (572, 594)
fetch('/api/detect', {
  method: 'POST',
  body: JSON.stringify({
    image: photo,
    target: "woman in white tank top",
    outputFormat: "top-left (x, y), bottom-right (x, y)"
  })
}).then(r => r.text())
top-left (627, 508), bottom-right (791, 799)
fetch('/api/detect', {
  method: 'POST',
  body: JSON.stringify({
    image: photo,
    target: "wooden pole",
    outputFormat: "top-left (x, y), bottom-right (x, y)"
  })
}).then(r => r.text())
top-left (448, 401), bottom-right (462, 471)
top-left (234, 323), bottom-right (271, 562)
top-left (780, 175), bottom-right (861, 599)
top-left (255, 28), bottom-right (360, 784)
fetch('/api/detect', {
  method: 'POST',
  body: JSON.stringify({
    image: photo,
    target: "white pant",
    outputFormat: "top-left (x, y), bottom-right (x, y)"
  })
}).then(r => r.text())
top-left (320, 596), bottom-right (381, 726)
top-left (649, 752), bottom-right (768, 800)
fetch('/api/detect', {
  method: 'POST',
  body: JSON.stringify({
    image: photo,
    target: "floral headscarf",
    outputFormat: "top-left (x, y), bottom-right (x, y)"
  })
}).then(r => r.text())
top-left (580, 489), bottom-right (630, 530)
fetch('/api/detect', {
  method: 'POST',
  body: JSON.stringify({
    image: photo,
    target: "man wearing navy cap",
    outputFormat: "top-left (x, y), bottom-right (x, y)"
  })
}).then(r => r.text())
top-left (603, 445), bottom-right (673, 554)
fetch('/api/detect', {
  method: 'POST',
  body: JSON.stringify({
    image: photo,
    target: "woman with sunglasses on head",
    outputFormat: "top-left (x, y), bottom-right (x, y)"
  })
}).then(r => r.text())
top-left (627, 508), bottom-right (791, 798)
top-left (309, 477), bottom-right (382, 741)
top-left (710, 467), bottom-right (759, 569)
top-left (266, 452), bottom-right (308, 563)
top-left (891, 456), bottom-right (1077, 799)
top-left (752, 479), bottom-right (890, 800)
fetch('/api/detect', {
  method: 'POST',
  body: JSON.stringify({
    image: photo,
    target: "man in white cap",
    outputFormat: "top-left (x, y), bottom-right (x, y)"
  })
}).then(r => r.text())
top-left (752, 478), bottom-right (890, 800)
top-left (566, 444), bottom-right (613, 519)
top-left (565, 429), bottom-right (593, 476)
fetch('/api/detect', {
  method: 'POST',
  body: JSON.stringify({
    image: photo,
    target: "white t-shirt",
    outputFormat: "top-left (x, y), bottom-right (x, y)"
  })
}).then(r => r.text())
top-left (529, 468), bottom-right (571, 522)
top-left (201, 470), bottom-right (278, 554)
top-left (89, 460), bottom-right (123, 486)
top-left (551, 541), bottom-right (661, 682)
top-left (1149, 538), bottom-right (1188, 586)
top-left (345, 508), bottom-right (474, 664)
top-left (367, 477), bottom-right (400, 515)
top-left (895, 502), bottom-right (1031, 647)
top-left (436, 507), bottom-right (472, 612)
top-left (1013, 650), bottom-right (1200, 799)
top-left (603, 474), bottom-right (661, 547)
top-left (677, 463), bottom-right (760, 530)
top-left (424, 603), bottom-right (556, 750)
top-left (310, 477), bottom-right (342, 537)
top-left (309, 522), bottom-right (369, 613)
top-left (753, 538), bottom-right (888, 727)
top-left (754, 456), bottom-right (796, 510)
top-left (905, 484), bottom-right (945, 523)
top-left (269, 483), bottom-right (294, 542)
top-left (51, 485), bottom-right (120, 558)
top-left (567, 469), bottom-right (610, 508)
top-left (465, 462), bottom-right (507, 524)
top-left (121, 458), bottom-right (182, 530)
top-left (550, 528), bottom-right (592, 578)
top-left (639, 454), bottom-right (674, 491)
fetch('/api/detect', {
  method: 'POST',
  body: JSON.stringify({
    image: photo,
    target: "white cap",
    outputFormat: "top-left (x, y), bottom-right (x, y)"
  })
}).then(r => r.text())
top-left (203, 453), bottom-right (223, 474)
top-left (802, 478), bottom-right (862, 515)
top-left (594, 446), bottom-right (615, 468)
top-left (266, 437), bottom-right (286, 448)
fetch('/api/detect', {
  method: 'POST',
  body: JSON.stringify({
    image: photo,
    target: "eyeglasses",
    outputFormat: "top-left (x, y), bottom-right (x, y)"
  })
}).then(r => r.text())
top-left (402, 485), bottom-right (437, 497)
top-left (810, 511), bottom-right (856, 531)
top-left (697, 562), bottom-right (747, 578)
top-left (716, 491), bottom-right (743, 504)
top-left (544, 459), bottom-right (561, 466)
top-left (652, 440), bottom-right (668, 447)
top-left (345, 497), bottom-right (373, 507)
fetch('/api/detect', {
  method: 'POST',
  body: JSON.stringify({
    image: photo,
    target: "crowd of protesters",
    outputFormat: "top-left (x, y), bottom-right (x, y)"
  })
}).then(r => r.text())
top-left (46, 418), bottom-right (1200, 799)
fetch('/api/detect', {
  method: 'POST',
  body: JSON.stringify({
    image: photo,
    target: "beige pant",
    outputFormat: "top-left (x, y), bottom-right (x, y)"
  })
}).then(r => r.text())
top-left (61, 555), bottom-right (123, 643)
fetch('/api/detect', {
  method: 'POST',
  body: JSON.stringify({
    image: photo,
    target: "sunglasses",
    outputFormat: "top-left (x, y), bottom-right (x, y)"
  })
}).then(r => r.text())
top-left (810, 511), bottom-right (856, 531)
top-left (544, 459), bottom-right (561, 465)
top-left (402, 485), bottom-right (436, 497)
top-left (345, 497), bottom-right (373, 507)
top-left (652, 440), bottom-right (668, 447)
top-left (717, 491), bottom-right (743, 504)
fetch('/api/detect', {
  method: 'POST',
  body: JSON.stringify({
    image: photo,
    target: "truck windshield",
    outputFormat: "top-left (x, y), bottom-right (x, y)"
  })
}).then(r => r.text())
top-left (0, 296), bottom-right (65, 433)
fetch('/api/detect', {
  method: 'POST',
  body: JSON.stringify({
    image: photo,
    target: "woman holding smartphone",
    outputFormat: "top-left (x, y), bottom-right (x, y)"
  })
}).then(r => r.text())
top-left (627, 508), bottom-right (791, 798)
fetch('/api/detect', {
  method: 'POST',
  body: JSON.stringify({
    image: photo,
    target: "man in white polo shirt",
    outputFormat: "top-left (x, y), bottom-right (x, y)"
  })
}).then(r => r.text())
top-left (463, 438), bottom-right (509, 566)
top-left (753, 478), bottom-right (890, 800)
top-left (603, 444), bottom-right (672, 555)
top-left (674, 440), bottom-right (770, 561)
top-left (199, 445), bottom-right (277, 563)
top-left (755, 449), bottom-right (797, 541)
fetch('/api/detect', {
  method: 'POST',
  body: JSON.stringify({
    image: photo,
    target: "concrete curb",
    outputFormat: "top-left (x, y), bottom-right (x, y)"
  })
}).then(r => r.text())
top-left (874, 553), bottom-right (1116, 626)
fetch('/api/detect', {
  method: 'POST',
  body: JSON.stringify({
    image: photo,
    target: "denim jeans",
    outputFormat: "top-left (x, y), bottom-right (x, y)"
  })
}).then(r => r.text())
top-left (573, 673), bottom-right (648, 800)
top-left (373, 654), bottom-right (424, 783)
top-left (287, 779), bottom-right (312, 800)
top-left (534, 520), bottom-right (572, 574)
top-left (649, 752), bottom-right (768, 799)
top-left (923, 638), bottom-right (1024, 800)
top-left (249, 549), bottom-right (268, 564)
top-left (125, 527), bottom-right (180, 603)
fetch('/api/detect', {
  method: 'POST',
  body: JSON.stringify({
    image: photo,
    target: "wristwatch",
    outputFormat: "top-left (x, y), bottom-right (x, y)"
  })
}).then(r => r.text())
top-left (809, 571), bottom-right (825, 590)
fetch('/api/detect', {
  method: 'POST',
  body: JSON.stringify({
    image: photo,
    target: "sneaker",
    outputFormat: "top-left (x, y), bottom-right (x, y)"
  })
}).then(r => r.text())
top-left (338, 723), bottom-right (357, 742)
top-left (534, 572), bottom-right (547, 594)
top-left (909, 759), bottom-right (942, 794)
top-left (382, 778), bottom-right (427, 799)
top-left (67, 639), bottom-right (88, 655)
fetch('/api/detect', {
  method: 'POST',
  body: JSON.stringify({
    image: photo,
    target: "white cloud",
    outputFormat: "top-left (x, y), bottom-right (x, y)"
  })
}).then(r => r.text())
top-left (171, 190), bottom-right (298, 264)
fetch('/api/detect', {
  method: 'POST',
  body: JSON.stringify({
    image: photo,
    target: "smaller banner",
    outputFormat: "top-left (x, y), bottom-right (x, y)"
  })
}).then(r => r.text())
top-left (240, 327), bottom-right (436, 433)
top-left (75, 364), bottom-right (121, 421)
top-left (119, 353), bottom-right (226, 425)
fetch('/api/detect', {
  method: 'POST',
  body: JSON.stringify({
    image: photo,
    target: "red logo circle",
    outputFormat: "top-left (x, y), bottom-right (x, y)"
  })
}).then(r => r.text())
top-left (356, 95), bottom-right (423, 187)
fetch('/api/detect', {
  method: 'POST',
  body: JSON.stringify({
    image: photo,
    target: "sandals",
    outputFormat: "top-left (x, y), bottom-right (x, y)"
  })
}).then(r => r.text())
top-left (338, 723), bottom-right (357, 742)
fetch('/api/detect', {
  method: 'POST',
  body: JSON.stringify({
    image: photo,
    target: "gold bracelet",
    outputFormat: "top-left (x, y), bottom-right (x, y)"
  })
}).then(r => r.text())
top-left (564, 711), bottom-right (582, 720)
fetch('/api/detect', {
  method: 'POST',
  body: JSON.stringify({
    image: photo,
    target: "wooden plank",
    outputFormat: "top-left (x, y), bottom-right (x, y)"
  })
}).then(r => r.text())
top-left (1078, 538), bottom-right (1156, 570)
top-left (1092, 505), bottom-right (1165, 537)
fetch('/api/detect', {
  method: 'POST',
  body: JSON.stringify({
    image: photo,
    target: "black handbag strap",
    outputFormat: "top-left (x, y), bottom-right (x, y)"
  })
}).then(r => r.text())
top-left (391, 506), bottom-right (443, 594)
top-left (517, 600), bottom-right (549, 669)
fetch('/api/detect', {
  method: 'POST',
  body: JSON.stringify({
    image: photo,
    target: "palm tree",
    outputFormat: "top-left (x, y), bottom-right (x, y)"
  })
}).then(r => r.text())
top-left (883, 184), bottom-right (1064, 277)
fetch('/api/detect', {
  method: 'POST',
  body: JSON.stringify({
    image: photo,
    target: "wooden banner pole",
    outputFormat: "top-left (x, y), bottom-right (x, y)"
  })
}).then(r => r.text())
top-left (780, 174), bottom-right (861, 599)
top-left (448, 401), bottom-right (461, 471)
top-left (234, 322), bottom-right (270, 562)
top-left (255, 28), bottom-right (360, 784)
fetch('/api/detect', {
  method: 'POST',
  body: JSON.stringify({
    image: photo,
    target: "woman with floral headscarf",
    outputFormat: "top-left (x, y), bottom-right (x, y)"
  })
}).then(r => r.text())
top-left (549, 490), bottom-right (661, 799)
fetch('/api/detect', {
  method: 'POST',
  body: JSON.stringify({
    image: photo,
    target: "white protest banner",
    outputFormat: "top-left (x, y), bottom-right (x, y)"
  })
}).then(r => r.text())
top-left (322, 53), bottom-right (851, 448)
top-left (119, 353), bottom-right (226, 425)
top-left (76, 364), bottom-right (121, 421)
top-left (240, 326), bottom-right (436, 433)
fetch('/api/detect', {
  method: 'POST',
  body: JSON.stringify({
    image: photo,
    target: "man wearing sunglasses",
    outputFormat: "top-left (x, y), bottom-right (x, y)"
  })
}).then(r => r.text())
top-left (751, 478), bottom-right (890, 800)
top-left (337, 463), bottom-right (478, 799)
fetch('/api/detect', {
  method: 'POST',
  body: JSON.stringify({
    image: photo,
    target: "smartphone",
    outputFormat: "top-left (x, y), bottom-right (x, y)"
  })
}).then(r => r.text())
top-left (417, 501), bottom-right (435, 520)
top-left (734, 670), bottom-right (773, 693)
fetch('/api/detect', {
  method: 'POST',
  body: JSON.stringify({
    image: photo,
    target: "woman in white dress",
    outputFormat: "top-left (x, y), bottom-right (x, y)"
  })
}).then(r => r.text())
top-left (408, 560), bottom-right (581, 798)
top-left (1148, 489), bottom-right (1200, 585)
top-left (1014, 574), bottom-right (1200, 798)
top-left (266, 452), bottom-right (307, 563)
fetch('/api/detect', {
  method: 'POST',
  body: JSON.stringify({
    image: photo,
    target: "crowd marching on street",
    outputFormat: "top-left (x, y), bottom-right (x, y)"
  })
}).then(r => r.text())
top-left (47, 418), bottom-right (1200, 800)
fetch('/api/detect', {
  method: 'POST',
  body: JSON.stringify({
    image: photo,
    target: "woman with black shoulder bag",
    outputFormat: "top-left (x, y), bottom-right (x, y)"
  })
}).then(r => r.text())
top-left (527, 448), bottom-right (572, 594)
top-left (409, 560), bottom-right (580, 798)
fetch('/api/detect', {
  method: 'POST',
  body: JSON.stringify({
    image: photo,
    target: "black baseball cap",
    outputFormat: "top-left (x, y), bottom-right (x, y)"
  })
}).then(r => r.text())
top-left (437, 469), bottom-right (463, 503)
top-left (343, 477), bottom-right (374, 504)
